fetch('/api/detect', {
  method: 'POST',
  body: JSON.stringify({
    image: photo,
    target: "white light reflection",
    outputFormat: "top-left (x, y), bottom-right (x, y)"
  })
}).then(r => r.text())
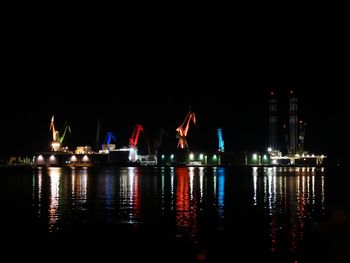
top-left (257, 166), bottom-right (328, 257)
top-left (170, 167), bottom-right (175, 210)
top-left (161, 168), bottom-right (165, 197)
top-left (321, 175), bottom-right (325, 213)
top-left (128, 167), bottom-right (135, 200)
top-left (263, 168), bottom-right (268, 208)
top-left (80, 169), bottom-right (88, 199)
top-left (189, 167), bottom-right (194, 200)
top-left (38, 169), bottom-right (42, 205)
top-left (161, 168), bottom-right (165, 212)
top-left (71, 168), bottom-right (76, 196)
top-left (199, 167), bottom-right (204, 203)
top-left (253, 167), bottom-right (258, 205)
top-left (33, 168), bottom-right (43, 217)
top-left (267, 168), bottom-right (276, 213)
top-left (48, 167), bottom-right (61, 232)
top-left (120, 167), bottom-right (137, 223)
top-left (161, 167), bottom-right (166, 216)
top-left (213, 167), bottom-right (217, 200)
top-left (312, 174), bottom-right (315, 207)
top-left (118, 167), bottom-right (140, 224)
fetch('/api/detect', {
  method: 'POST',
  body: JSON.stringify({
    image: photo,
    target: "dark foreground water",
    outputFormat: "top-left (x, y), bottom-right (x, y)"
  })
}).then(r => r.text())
top-left (0, 166), bottom-right (349, 262)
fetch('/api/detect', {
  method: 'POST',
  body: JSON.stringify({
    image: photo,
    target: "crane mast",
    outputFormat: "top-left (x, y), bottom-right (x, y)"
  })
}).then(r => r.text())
top-left (60, 121), bottom-right (71, 144)
top-left (50, 116), bottom-right (60, 151)
top-left (217, 128), bottom-right (225, 152)
top-left (49, 115), bottom-right (71, 152)
top-left (105, 132), bottom-right (116, 145)
top-left (176, 111), bottom-right (196, 150)
top-left (50, 116), bottom-right (58, 141)
top-left (129, 124), bottom-right (144, 148)
top-left (128, 124), bottom-right (144, 162)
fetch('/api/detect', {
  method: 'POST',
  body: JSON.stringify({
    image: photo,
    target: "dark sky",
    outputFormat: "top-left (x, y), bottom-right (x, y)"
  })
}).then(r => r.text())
top-left (1, 2), bottom-right (347, 163)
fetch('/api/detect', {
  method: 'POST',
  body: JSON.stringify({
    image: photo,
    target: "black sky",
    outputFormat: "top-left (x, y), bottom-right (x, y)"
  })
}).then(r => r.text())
top-left (1, 2), bottom-right (347, 163)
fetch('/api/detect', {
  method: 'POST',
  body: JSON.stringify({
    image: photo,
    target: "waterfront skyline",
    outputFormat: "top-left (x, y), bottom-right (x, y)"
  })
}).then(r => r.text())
top-left (1, 87), bottom-right (345, 164)
top-left (1, 2), bottom-right (346, 164)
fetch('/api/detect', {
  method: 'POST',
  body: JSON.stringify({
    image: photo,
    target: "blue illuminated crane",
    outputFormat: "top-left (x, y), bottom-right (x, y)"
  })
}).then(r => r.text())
top-left (104, 132), bottom-right (116, 145)
top-left (217, 128), bottom-right (225, 152)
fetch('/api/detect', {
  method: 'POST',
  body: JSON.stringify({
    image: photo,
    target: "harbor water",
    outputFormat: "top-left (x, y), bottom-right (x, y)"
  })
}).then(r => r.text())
top-left (0, 166), bottom-right (349, 262)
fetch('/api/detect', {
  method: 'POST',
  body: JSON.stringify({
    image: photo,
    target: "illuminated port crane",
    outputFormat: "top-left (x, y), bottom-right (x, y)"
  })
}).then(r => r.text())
top-left (50, 116), bottom-right (59, 151)
top-left (217, 128), bottom-right (225, 152)
top-left (298, 120), bottom-right (306, 153)
top-left (49, 116), bottom-right (71, 151)
top-left (104, 132), bottom-right (116, 145)
top-left (129, 124), bottom-right (144, 148)
top-left (176, 110), bottom-right (196, 150)
top-left (100, 131), bottom-right (117, 153)
top-left (60, 122), bottom-right (71, 144)
top-left (129, 124), bottom-right (144, 162)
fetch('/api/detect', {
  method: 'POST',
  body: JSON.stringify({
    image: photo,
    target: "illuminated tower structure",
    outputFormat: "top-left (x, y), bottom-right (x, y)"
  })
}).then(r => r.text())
top-left (298, 120), bottom-right (306, 153)
top-left (289, 91), bottom-right (298, 155)
top-left (269, 91), bottom-right (277, 150)
top-left (176, 110), bottom-right (196, 151)
top-left (217, 128), bottom-right (225, 152)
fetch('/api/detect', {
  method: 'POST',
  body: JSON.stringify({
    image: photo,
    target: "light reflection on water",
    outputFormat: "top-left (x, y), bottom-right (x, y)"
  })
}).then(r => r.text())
top-left (253, 166), bottom-right (325, 259)
top-left (217, 167), bottom-right (225, 220)
top-left (48, 167), bottom-right (60, 232)
top-left (31, 166), bottom-right (326, 261)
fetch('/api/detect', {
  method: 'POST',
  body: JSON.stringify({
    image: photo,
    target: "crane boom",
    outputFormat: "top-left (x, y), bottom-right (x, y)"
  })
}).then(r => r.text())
top-left (50, 115), bottom-right (61, 151)
top-left (49, 116), bottom-right (71, 151)
top-left (104, 132), bottom-right (116, 145)
top-left (176, 110), bottom-right (196, 149)
top-left (50, 116), bottom-right (57, 141)
top-left (217, 128), bottom-right (225, 152)
top-left (129, 124), bottom-right (144, 148)
top-left (59, 121), bottom-right (71, 144)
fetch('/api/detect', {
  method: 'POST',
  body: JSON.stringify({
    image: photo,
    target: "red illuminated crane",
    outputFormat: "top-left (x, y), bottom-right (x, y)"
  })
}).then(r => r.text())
top-left (129, 124), bottom-right (144, 148)
top-left (176, 111), bottom-right (196, 149)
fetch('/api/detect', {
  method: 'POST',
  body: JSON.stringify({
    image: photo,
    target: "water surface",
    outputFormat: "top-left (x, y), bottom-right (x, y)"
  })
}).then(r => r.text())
top-left (1, 166), bottom-right (349, 262)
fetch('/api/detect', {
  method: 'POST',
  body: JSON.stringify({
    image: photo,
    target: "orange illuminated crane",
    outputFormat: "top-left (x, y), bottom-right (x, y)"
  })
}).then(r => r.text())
top-left (50, 116), bottom-right (58, 141)
top-left (50, 116), bottom-right (60, 151)
top-left (176, 110), bottom-right (196, 149)
top-left (49, 115), bottom-right (71, 151)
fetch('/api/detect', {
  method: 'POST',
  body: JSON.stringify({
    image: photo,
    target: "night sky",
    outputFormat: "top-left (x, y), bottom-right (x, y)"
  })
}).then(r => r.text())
top-left (1, 2), bottom-right (347, 164)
